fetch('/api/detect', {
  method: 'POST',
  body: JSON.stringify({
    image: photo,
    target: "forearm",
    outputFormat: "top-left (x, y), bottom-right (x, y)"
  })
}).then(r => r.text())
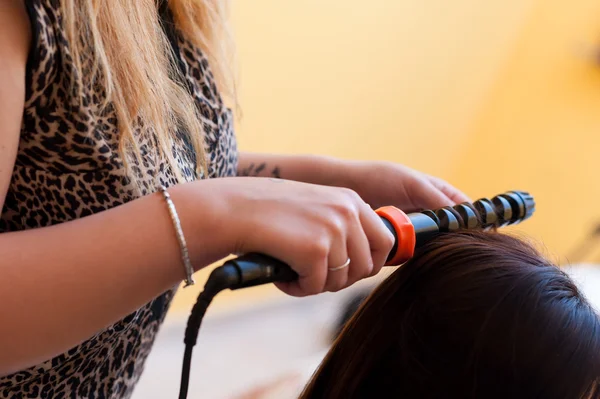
top-left (237, 152), bottom-right (346, 186)
top-left (0, 183), bottom-right (223, 376)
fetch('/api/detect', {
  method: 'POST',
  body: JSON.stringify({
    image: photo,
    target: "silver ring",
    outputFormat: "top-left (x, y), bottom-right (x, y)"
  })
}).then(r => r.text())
top-left (329, 258), bottom-right (351, 271)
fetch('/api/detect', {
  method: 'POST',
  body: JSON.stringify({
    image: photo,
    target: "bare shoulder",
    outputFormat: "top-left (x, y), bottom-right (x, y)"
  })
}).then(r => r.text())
top-left (0, 0), bottom-right (31, 210)
top-left (0, 0), bottom-right (30, 51)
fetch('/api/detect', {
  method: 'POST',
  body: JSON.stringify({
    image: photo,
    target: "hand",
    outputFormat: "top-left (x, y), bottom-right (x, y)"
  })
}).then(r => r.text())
top-left (193, 177), bottom-right (395, 297)
top-left (337, 160), bottom-right (470, 212)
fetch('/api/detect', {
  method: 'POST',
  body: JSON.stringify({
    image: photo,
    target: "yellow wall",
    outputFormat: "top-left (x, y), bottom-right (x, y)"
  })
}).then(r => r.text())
top-left (170, 0), bottom-right (537, 313)
top-left (230, 0), bottom-right (536, 175)
top-left (453, 0), bottom-right (600, 263)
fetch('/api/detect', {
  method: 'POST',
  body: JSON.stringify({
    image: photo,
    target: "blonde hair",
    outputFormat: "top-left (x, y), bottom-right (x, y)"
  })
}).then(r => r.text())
top-left (62, 0), bottom-right (234, 188)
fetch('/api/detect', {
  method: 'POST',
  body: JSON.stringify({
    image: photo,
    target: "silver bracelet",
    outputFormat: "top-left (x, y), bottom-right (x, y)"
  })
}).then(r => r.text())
top-left (159, 185), bottom-right (195, 287)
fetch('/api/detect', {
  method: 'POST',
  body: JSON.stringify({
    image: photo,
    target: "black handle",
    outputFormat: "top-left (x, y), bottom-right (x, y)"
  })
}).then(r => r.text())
top-left (224, 216), bottom-right (398, 290)
top-left (227, 253), bottom-right (299, 288)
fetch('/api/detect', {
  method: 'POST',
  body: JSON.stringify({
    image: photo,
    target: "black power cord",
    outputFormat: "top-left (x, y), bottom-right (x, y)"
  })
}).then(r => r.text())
top-left (179, 289), bottom-right (214, 399)
top-left (178, 255), bottom-right (297, 399)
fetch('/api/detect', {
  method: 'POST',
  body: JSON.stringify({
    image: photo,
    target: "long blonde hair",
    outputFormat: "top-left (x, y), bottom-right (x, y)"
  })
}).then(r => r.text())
top-left (62, 0), bottom-right (234, 187)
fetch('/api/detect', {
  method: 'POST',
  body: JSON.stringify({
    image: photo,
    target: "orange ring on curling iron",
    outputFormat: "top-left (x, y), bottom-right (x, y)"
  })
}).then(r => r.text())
top-left (375, 206), bottom-right (416, 266)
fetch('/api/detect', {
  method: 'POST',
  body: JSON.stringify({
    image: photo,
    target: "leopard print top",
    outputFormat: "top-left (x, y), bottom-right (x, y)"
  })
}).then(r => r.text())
top-left (0, 1), bottom-right (238, 398)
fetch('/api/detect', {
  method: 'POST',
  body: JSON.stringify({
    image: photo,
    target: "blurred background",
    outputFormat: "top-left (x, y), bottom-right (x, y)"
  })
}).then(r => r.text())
top-left (134, 0), bottom-right (600, 397)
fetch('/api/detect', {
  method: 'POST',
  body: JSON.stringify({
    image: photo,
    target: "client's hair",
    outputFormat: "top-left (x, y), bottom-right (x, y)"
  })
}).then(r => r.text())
top-left (301, 231), bottom-right (600, 399)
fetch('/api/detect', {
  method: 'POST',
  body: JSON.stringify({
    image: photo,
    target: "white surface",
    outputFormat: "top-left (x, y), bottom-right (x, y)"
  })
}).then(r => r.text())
top-left (132, 284), bottom-right (368, 399)
top-left (564, 264), bottom-right (600, 311)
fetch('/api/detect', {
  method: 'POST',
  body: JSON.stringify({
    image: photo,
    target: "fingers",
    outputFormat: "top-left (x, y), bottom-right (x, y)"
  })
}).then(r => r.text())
top-left (405, 179), bottom-right (453, 211)
top-left (321, 193), bottom-right (395, 290)
top-left (323, 226), bottom-right (350, 292)
top-left (273, 187), bottom-right (396, 297)
top-left (344, 218), bottom-right (373, 287)
top-left (276, 231), bottom-right (329, 297)
top-left (322, 205), bottom-right (372, 292)
top-left (276, 255), bottom-right (328, 298)
top-left (427, 176), bottom-right (471, 204)
top-left (358, 202), bottom-right (395, 277)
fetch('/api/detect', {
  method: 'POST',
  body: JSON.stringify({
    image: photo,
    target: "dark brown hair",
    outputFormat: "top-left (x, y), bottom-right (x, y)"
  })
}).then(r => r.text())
top-left (301, 231), bottom-right (600, 399)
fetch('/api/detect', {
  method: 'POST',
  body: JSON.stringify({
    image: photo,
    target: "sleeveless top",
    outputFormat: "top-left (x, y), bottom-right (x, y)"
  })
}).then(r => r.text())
top-left (0, 1), bottom-right (238, 398)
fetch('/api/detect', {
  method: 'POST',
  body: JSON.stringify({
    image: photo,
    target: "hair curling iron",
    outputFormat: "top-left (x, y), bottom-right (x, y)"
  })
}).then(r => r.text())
top-left (178, 190), bottom-right (535, 399)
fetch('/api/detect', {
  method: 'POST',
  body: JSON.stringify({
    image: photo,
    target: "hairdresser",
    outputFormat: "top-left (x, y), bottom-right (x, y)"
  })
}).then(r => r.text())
top-left (0, 1), bottom-right (468, 397)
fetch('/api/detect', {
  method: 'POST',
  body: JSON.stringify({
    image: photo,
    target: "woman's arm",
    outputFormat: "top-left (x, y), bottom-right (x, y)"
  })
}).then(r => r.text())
top-left (0, 2), bottom-right (225, 376)
top-left (237, 152), bottom-right (470, 210)
top-left (237, 152), bottom-right (345, 186)
top-left (0, 187), bottom-right (225, 376)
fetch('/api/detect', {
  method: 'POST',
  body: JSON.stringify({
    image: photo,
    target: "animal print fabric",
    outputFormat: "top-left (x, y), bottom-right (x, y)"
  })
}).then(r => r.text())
top-left (0, 1), bottom-right (238, 397)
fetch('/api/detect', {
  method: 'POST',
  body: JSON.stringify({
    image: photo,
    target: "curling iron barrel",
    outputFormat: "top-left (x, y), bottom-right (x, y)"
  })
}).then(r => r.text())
top-left (376, 190), bottom-right (535, 266)
top-left (212, 190), bottom-right (536, 290)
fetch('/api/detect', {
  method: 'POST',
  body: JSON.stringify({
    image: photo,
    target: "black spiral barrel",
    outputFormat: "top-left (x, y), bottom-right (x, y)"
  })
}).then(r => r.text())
top-left (407, 191), bottom-right (536, 248)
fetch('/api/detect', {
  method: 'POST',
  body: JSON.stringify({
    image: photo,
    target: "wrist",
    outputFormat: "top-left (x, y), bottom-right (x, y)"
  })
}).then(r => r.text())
top-left (302, 154), bottom-right (346, 186)
top-left (326, 158), bottom-right (364, 191)
top-left (290, 154), bottom-right (357, 188)
top-left (238, 152), bottom-right (350, 187)
top-left (167, 181), bottom-right (232, 271)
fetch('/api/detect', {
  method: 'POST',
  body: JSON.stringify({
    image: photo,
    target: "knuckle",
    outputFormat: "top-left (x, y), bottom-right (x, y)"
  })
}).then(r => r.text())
top-left (351, 258), bottom-right (373, 282)
top-left (296, 233), bottom-right (331, 264)
top-left (371, 263), bottom-right (384, 277)
top-left (358, 260), bottom-right (374, 280)
top-left (365, 257), bottom-right (375, 275)
top-left (332, 201), bottom-right (358, 221)
top-left (384, 231), bottom-right (395, 251)
top-left (308, 237), bottom-right (329, 261)
top-left (325, 217), bottom-right (345, 238)
top-left (340, 187), bottom-right (360, 200)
